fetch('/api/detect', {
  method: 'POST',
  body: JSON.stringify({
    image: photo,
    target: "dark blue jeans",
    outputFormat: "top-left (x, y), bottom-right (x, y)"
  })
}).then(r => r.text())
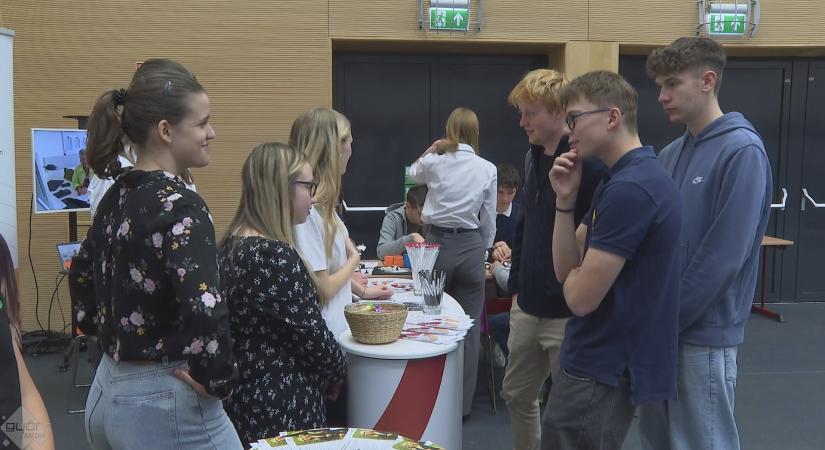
top-left (541, 369), bottom-right (635, 450)
top-left (488, 312), bottom-right (511, 356)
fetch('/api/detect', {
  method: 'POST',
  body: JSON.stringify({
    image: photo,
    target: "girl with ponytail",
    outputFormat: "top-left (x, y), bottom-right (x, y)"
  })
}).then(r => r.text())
top-left (69, 59), bottom-right (242, 449)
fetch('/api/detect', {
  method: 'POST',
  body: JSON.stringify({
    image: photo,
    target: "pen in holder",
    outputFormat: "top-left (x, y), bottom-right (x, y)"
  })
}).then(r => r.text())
top-left (404, 242), bottom-right (440, 296)
top-left (420, 270), bottom-right (446, 315)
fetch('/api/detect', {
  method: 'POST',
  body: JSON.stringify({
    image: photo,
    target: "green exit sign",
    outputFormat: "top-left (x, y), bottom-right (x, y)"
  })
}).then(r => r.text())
top-left (708, 13), bottom-right (747, 35)
top-left (429, 7), bottom-right (469, 31)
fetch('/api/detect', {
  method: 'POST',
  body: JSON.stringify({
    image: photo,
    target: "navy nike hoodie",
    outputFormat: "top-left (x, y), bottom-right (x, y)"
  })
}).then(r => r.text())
top-left (658, 112), bottom-right (772, 347)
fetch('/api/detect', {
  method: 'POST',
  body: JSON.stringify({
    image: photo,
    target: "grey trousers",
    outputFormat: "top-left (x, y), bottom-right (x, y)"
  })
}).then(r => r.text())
top-left (541, 369), bottom-right (635, 450)
top-left (427, 227), bottom-right (486, 417)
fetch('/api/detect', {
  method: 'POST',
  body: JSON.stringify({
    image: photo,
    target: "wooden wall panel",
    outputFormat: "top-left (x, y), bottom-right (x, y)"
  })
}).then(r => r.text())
top-left (330, 0), bottom-right (589, 43)
top-left (589, 0), bottom-right (825, 46)
top-left (2, 0), bottom-right (824, 332)
top-left (1, 0), bottom-right (330, 332)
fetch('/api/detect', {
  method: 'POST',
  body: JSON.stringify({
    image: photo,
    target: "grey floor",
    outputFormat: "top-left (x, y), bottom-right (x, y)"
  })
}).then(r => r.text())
top-left (22, 303), bottom-right (825, 450)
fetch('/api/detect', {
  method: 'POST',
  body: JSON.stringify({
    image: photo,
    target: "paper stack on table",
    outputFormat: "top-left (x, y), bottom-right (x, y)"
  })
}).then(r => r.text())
top-left (252, 428), bottom-right (444, 450)
top-left (399, 314), bottom-right (474, 345)
top-left (252, 428), bottom-right (346, 449)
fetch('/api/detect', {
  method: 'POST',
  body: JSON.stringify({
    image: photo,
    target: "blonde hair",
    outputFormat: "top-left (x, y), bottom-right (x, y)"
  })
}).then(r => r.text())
top-left (223, 141), bottom-right (304, 245)
top-left (507, 69), bottom-right (568, 114)
top-left (180, 168), bottom-right (195, 185)
top-left (441, 107), bottom-right (480, 153)
top-left (221, 142), bottom-right (324, 303)
top-left (289, 108), bottom-right (349, 259)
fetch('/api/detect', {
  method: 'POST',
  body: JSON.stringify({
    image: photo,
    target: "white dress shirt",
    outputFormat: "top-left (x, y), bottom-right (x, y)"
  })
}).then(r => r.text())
top-left (408, 143), bottom-right (497, 248)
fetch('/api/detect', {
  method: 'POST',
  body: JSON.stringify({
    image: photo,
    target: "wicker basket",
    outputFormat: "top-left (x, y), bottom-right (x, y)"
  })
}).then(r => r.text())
top-left (345, 303), bottom-right (408, 344)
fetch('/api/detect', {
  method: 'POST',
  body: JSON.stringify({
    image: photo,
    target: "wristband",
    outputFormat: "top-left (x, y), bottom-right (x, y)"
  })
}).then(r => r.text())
top-left (555, 205), bottom-right (575, 213)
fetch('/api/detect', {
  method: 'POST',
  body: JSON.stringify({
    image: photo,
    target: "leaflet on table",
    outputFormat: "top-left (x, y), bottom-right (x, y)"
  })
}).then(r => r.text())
top-left (405, 315), bottom-right (474, 331)
top-left (254, 429), bottom-right (445, 450)
top-left (404, 326), bottom-right (466, 337)
top-left (255, 428), bottom-right (351, 450)
top-left (389, 437), bottom-right (445, 449)
top-left (399, 314), bottom-right (474, 345)
top-left (400, 330), bottom-right (466, 345)
top-left (368, 278), bottom-right (414, 294)
top-left (344, 429), bottom-right (445, 450)
top-left (342, 428), bottom-right (399, 449)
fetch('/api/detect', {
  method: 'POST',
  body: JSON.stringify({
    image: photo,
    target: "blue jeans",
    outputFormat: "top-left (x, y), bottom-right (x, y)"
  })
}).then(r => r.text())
top-left (541, 369), bottom-right (635, 450)
top-left (638, 344), bottom-right (740, 450)
top-left (85, 354), bottom-right (243, 450)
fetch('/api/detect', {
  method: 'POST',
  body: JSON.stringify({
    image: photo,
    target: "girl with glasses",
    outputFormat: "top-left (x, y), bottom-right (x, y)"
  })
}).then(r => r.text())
top-left (220, 142), bottom-right (345, 442)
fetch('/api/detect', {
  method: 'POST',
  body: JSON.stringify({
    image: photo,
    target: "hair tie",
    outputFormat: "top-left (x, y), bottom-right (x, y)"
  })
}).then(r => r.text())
top-left (113, 88), bottom-right (127, 106)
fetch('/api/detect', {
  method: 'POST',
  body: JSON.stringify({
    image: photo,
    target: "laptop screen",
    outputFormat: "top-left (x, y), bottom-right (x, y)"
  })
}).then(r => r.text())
top-left (56, 242), bottom-right (82, 273)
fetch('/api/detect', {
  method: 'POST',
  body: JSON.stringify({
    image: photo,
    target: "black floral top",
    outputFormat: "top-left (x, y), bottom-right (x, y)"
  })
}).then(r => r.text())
top-left (221, 236), bottom-right (346, 442)
top-left (68, 170), bottom-right (237, 398)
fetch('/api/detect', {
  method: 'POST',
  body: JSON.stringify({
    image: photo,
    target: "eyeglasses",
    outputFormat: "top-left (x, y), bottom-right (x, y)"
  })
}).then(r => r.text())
top-left (293, 180), bottom-right (317, 197)
top-left (565, 108), bottom-right (616, 131)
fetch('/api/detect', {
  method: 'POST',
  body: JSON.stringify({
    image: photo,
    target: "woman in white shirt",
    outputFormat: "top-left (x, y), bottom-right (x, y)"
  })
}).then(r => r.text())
top-left (290, 107), bottom-right (390, 425)
top-left (408, 107), bottom-right (497, 418)
top-left (290, 108), bottom-right (392, 336)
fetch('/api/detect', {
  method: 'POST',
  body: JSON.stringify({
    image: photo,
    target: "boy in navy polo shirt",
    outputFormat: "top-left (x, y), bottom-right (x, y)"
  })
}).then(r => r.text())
top-left (542, 70), bottom-right (682, 450)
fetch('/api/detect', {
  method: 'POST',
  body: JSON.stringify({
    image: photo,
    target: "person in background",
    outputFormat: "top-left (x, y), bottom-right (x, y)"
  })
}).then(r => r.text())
top-left (487, 247), bottom-right (512, 358)
top-left (408, 106), bottom-right (497, 418)
top-left (639, 37), bottom-right (773, 450)
top-left (71, 149), bottom-right (90, 195)
top-left (491, 163), bottom-right (521, 253)
top-left (501, 69), bottom-right (604, 450)
top-left (221, 142), bottom-right (345, 442)
top-left (0, 233), bottom-right (54, 450)
top-left (486, 163), bottom-right (521, 351)
top-left (487, 160), bottom-right (520, 351)
top-left (69, 59), bottom-right (242, 449)
top-left (376, 184), bottom-right (427, 260)
top-left (544, 70), bottom-right (682, 450)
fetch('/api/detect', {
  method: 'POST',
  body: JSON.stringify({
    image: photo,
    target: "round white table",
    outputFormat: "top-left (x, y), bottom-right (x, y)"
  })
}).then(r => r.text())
top-left (338, 280), bottom-right (465, 450)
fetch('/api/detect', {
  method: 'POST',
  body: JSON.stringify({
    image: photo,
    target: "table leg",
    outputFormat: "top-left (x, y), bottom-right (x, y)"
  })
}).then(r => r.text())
top-left (751, 247), bottom-right (784, 322)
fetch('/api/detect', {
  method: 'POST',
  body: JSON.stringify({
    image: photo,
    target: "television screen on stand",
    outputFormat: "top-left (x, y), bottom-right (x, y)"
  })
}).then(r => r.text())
top-left (32, 128), bottom-right (91, 214)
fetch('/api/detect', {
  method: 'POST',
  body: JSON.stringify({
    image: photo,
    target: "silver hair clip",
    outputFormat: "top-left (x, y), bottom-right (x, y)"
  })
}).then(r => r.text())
top-left (162, 80), bottom-right (173, 96)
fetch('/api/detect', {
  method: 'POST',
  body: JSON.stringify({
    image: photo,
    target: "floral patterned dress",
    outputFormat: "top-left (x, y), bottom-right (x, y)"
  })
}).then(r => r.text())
top-left (68, 170), bottom-right (236, 398)
top-left (221, 236), bottom-right (346, 443)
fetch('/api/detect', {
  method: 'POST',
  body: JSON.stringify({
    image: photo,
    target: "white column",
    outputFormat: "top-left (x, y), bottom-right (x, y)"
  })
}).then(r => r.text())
top-left (0, 28), bottom-right (17, 267)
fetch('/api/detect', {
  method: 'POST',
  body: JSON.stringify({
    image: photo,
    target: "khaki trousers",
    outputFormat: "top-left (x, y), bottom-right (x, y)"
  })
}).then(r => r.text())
top-left (501, 300), bottom-right (568, 450)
